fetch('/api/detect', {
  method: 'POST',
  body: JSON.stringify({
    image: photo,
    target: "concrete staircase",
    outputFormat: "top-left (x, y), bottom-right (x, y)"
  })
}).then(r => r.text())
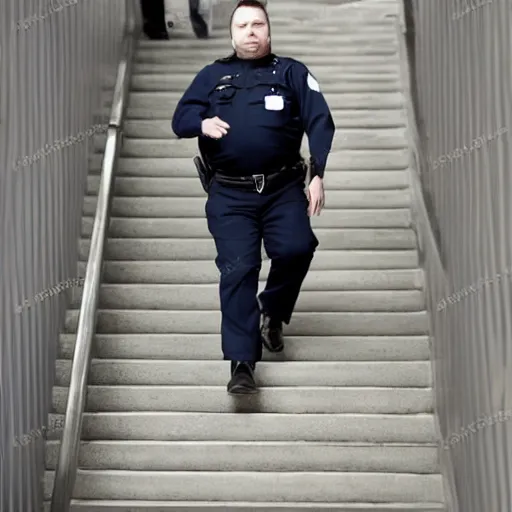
top-left (44, 0), bottom-right (446, 510)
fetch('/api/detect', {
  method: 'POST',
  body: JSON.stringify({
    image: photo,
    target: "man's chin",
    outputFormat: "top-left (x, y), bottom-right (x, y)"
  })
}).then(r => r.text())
top-left (241, 45), bottom-right (269, 59)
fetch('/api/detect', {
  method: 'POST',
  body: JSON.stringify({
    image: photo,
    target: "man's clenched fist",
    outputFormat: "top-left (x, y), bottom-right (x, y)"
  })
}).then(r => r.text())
top-left (201, 116), bottom-right (230, 139)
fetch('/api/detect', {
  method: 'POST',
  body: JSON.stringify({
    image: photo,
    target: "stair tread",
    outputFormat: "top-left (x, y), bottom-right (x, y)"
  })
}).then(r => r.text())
top-left (46, 439), bottom-right (437, 447)
top-left (57, 333), bottom-right (430, 362)
top-left (43, 470), bottom-right (443, 502)
top-left (44, 500), bottom-right (446, 511)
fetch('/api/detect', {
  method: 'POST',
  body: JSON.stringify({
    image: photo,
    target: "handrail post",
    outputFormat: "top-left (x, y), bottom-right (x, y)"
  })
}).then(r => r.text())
top-left (48, 1), bottom-right (140, 510)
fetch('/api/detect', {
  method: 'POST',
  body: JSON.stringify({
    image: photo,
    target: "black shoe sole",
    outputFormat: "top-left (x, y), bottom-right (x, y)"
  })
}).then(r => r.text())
top-left (143, 31), bottom-right (169, 40)
top-left (261, 335), bottom-right (284, 353)
top-left (227, 384), bottom-right (259, 395)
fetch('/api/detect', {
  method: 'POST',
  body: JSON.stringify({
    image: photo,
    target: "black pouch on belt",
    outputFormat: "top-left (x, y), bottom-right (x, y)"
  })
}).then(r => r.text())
top-left (193, 154), bottom-right (214, 193)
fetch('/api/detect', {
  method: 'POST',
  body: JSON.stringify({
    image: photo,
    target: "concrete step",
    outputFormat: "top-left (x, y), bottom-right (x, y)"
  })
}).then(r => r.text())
top-left (121, 111), bottom-right (406, 130)
top-left (83, 193), bottom-right (411, 216)
top-left (133, 54), bottom-right (399, 66)
top-left (58, 333), bottom-right (430, 362)
top-left (79, 235), bottom-right (417, 264)
top-left (86, 172), bottom-right (409, 194)
top-left (269, 8), bottom-right (399, 21)
top-left (130, 74), bottom-right (400, 93)
top-left (45, 440), bottom-right (438, 472)
top-left (99, 137), bottom-right (408, 156)
top-left (161, 17), bottom-right (397, 33)
top-left (43, 470), bottom-right (443, 502)
top-left (271, 9), bottom-right (398, 23)
top-left (81, 260), bottom-right (422, 285)
top-left (47, 411), bottom-right (438, 442)
top-left (137, 33), bottom-right (398, 49)
top-left (95, 131), bottom-right (407, 154)
top-left (44, 501), bottom-right (447, 512)
top-left (52, 385), bottom-right (433, 414)
top-left (82, 213), bottom-right (411, 236)
top-left (114, 92), bottom-right (405, 113)
top-left (78, 234), bottom-right (417, 262)
top-left (63, 310), bottom-right (429, 336)
top-left (134, 44), bottom-right (398, 61)
top-left (88, 150), bottom-right (410, 174)
top-left (129, 70), bottom-right (399, 83)
top-left (83, 213), bottom-right (412, 236)
top-left (79, 245), bottom-right (417, 267)
top-left (89, 172), bottom-right (409, 194)
top-left (75, 266), bottom-right (424, 289)
top-left (55, 360), bottom-right (431, 387)
top-left (131, 62), bottom-right (401, 75)
top-left (71, 286), bottom-right (424, 312)
top-left (105, 124), bottom-right (406, 147)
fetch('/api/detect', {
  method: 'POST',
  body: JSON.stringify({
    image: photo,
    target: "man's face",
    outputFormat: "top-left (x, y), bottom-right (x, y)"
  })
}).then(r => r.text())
top-left (231, 6), bottom-right (270, 59)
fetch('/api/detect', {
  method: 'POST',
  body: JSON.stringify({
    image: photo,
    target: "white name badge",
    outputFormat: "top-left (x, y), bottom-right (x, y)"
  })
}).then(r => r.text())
top-left (264, 95), bottom-right (284, 111)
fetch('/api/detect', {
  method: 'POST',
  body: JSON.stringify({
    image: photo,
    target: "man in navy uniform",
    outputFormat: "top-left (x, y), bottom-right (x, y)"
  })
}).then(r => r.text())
top-left (172, 0), bottom-right (335, 395)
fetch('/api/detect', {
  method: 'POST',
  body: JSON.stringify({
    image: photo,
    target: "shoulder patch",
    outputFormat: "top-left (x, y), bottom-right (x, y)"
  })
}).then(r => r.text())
top-left (307, 73), bottom-right (320, 92)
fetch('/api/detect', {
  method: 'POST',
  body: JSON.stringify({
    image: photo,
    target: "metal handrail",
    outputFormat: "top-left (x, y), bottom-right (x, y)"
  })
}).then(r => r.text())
top-left (49, 1), bottom-right (141, 510)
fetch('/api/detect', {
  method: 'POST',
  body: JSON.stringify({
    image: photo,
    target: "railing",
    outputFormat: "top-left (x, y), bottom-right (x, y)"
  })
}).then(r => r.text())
top-left (48, 2), bottom-right (141, 510)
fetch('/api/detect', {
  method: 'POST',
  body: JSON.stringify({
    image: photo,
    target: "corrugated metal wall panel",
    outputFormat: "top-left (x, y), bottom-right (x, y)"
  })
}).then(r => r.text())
top-left (0, 1), bottom-right (127, 510)
top-left (404, 0), bottom-right (512, 511)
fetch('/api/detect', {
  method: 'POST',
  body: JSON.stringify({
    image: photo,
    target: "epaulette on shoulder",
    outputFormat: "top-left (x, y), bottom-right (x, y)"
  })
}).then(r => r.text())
top-left (278, 56), bottom-right (301, 66)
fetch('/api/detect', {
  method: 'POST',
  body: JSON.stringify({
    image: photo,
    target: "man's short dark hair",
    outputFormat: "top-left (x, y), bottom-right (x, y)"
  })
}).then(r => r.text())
top-left (229, 0), bottom-right (270, 35)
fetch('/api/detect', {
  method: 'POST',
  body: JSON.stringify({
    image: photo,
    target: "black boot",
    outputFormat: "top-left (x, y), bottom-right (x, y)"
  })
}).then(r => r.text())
top-left (189, 0), bottom-right (209, 39)
top-left (227, 361), bottom-right (258, 395)
top-left (143, 22), bottom-right (169, 40)
top-left (261, 313), bottom-right (284, 353)
top-left (140, 0), bottom-right (169, 39)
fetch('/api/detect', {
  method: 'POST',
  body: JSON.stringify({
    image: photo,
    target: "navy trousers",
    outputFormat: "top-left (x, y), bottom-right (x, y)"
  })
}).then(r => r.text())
top-left (205, 178), bottom-right (319, 362)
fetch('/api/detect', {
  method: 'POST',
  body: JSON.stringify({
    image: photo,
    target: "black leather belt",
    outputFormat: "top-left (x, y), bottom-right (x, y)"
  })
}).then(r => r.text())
top-left (214, 161), bottom-right (307, 194)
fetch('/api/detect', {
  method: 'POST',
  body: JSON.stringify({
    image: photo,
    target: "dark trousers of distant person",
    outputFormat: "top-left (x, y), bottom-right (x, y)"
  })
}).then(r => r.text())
top-left (140, 0), bottom-right (168, 39)
top-left (206, 177), bottom-right (318, 362)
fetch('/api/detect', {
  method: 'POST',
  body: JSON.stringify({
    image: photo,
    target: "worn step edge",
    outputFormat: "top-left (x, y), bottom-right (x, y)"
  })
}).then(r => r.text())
top-left (44, 440), bottom-right (439, 472)
top-left (54, 360), bottom-right (432, 387)
top-left (57, 334), bottom-right (431, 362)
top-left (87, 155), bottom-right (411, 174)
top-left (43, 470), bottom-right (444, 502)
top-left (79, 238), bottom-right (418, 260)
top-left (70, 289), bottom-right (425, 313)
top-left (74, 267), bottom-right (425, 288)
top-left (79, 251), bottom-right (419, 270)
top-left (43, 500), bottom-right (446, 512)
top-left (63, 310), bottom-right (429, 336)
top-left (52, 386), bottom-right (434, 414)
top-left (46, 411), bottom-right (438, 442)
top-left (83, 196), bottom-right (413, 214)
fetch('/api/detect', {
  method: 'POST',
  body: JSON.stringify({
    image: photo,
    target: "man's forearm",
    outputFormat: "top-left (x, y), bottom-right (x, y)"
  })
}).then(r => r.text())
top-left (171, 112), bottom-right (203, 139)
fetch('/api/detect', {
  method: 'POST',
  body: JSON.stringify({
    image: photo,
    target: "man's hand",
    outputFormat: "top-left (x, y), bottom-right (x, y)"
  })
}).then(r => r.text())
top-left (201, 116), bottom-right (230, 139)
top-left (306, 176), bottom-right (325, 216)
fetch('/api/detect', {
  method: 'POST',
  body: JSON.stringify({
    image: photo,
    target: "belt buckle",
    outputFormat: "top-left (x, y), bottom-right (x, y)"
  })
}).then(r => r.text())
top-left (253, 174), bottom-right (265, 193)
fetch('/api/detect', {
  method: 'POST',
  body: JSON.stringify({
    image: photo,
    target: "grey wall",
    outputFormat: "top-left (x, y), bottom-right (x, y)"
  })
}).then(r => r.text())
top-left (0, 1), bottom-right (127, 510)
top-left (402, 0), bottom-right (512, 510)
